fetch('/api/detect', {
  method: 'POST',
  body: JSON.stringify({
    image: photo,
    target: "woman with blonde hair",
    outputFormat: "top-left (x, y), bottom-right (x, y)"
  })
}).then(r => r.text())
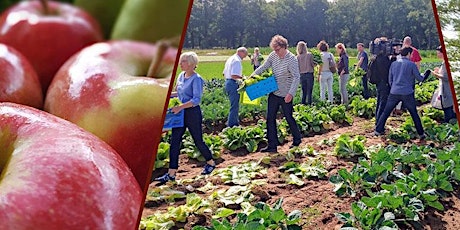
top-left (154, 51), bottom-right (216, 184)
top-left (335, 42), bottom-right (349, 104)
top-left (316, 40), bottom-right (335, 103)
top-left (296, 41), bottom-right (316, 105)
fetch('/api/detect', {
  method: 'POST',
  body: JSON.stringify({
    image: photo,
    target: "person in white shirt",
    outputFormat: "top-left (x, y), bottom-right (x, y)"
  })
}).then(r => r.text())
top-left (223, 47), bottom-right (248, 127)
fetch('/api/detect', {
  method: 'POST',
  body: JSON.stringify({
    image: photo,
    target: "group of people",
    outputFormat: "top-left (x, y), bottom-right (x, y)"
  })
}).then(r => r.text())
top-left (154, 34), bottom-right (457, 184)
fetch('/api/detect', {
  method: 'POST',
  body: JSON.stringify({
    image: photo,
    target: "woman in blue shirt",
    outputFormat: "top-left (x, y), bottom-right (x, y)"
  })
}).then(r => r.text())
top-left (155, 52), bottom-right (216, 184)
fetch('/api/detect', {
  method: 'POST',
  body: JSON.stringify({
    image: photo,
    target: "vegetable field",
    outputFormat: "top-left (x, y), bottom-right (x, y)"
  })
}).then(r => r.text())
top-left (140, 54), bottom-right (460, 230)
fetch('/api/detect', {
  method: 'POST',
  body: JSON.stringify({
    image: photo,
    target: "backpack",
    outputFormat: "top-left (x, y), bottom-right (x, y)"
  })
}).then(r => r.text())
top-left (368, 59), bottom-right (379, 84)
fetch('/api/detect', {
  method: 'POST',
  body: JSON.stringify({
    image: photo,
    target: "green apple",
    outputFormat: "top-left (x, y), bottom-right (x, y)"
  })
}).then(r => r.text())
top-left (73, 0), bottom-right (126, 39)
top-left (110, 0), bottom-right (191, 45)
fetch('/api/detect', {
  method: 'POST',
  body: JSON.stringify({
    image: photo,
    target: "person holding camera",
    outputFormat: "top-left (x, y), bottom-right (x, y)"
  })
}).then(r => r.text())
top-left (374, 47), bottom-right (426, 140)
top-left (431, 45), bottom-right (457, 123)
top-left (368, 37), bottom-right (393, 126)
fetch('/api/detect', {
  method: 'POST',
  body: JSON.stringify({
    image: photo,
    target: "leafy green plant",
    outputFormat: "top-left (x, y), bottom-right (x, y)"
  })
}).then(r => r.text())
top-left (349, 97), bottom-right (376, 119)
top-left (182, 132), bottom-right (222, 161)
top-left (155, 142), bottom-right (170, 169)
top-left (221, 125), bottom-right (265, 152)
top-left (212, 161), bottom-right (267, 185)
top-left (280, 157), bottom-right (328, 186)
top-left (193, 198), bottom-right (303, 230)
top-left (334, 134), bottom-right (366, 158)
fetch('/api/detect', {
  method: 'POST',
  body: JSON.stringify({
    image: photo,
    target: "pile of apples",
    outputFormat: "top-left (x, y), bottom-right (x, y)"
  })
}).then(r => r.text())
top-left (0, 0), bottom-right (190, 229)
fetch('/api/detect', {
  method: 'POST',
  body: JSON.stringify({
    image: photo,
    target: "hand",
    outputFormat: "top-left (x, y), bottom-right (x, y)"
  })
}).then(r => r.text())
top-left (285, 94), bottom-right (293, 103)
top-left (171, 106), bottom-right (182, 114)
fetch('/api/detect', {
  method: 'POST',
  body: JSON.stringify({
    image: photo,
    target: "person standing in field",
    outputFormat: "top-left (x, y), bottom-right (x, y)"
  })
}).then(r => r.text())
top-left (296, 41), bottom-right (316, 105)
top-left (154, 52), bottom-right (216, 184)
top-left (369, 37), bottom-right (394, 126)
top-left (251, 34), bottom-right (302, 152)
top-left (335, 43), bottom-right (349, 105)
top-left (250, 47), bottom-right (263, 70)
top-left (374, 47), bottom-right (426, 140)
top-left (223, 47), bottom-right (248, 127)
top-left (356, 42), bottom-right (370, 99)
top-left (394, 36), bottom-right (423, 115)
top-left (431, 45), bottom-right (457, 123)
top-left (317, 40), bottom-right (335, 103)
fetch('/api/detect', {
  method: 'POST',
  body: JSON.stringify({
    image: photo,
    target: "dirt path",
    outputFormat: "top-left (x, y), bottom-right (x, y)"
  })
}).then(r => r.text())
top-left (142, 116), bottom-right (460, 230)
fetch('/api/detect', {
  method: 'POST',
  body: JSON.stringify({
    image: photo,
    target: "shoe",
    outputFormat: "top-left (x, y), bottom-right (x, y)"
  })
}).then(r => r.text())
top-left (154, 173), bottom-right (175, 184)
top-left (419, 134), bottom-right (426, 140)
top-left (374, 130), bottom-right (384, 136)
top-left (290, 141), bottom-right (301, 149)
top-left (201, 164), bottom-right (216, 175)
top-left (261, 147), bottom-right (277, 153)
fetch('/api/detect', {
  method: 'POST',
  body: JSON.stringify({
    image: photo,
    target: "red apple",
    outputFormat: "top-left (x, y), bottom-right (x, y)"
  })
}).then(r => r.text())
top-left (0, 43), bottom-right (43, 108)
top-left (0, 0), bottom-right (103, 93)
top-left (44, 40), bottom-right (176, 190)
top-left (0, 102), bottom-right (143, 229)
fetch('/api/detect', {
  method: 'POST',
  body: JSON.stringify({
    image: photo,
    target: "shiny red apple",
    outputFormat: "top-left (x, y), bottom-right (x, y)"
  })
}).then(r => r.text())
top-left (44, 40), bottom-right (176, 190)
top-left (0, 102), bottom-right (143, 229)
top-left (0, 0), bottom-right (103, 93)
top-left (0, 43), bottom-right (43, 108)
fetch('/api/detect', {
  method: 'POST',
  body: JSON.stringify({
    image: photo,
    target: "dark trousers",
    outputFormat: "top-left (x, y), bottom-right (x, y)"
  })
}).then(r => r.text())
top-left (443, 106), bottom-right (457, 123)
top-left (375, 93), bottom-right (424, 135)
top-left (300, 72), bottom-right (314, 105)
top-left (362, 73), bottom-right (370, 99)
top-left (266, 93), bottom-right (302, 149)
top-left (169, 106), bottom-right (213, 169)
top-left (375, 81), bottom-right (390, 125)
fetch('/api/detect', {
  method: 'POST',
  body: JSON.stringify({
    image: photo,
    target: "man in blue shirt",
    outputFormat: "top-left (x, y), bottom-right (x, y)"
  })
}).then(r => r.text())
top-left (374, 47), bottom-right (426, 140)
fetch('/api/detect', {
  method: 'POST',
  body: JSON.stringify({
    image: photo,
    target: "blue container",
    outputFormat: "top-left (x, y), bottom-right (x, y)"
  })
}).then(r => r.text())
top-left (245, 76), bottom-right (278, 100)
top-left (163, 109), bottom-right (184, 131)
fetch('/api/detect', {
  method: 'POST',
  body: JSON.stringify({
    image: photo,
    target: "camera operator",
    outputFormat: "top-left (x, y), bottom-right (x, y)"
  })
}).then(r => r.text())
top-left (368, 37), bottom-right (391, 125)
top-left (374, 46), bottom-right (426, 140)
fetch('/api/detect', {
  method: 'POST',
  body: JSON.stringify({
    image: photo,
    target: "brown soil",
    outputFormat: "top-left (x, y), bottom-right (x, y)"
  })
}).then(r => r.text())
top-left (142, 116), bottom-right (460, 230)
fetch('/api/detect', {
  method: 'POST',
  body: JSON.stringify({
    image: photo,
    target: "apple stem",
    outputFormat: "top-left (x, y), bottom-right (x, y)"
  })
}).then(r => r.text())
top-left (147, 41), bottom-right (170, 78)
top-left (39, 0), bottom-right (49, 15)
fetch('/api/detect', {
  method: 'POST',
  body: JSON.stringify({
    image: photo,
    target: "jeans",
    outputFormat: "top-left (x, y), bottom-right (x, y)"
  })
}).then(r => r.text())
top-left (300, 72), bottom-right (314, 105)
top-left (375, 81), bottom-right (390, 125)
top-left (362, 73), bottom-right (370, 99)
top-left (375, 93), bottom-right (424, 135)
top-left (266, 93), bottom-right (302, 149)
top-left (443, 106), bottom-right (457, 123)
top-left (225, 79), bottom-right (240, 127)
top-left (169, 106), bottom-right (213, 169)
top-left (339, 74), bottom-right (349, 104)
top-left (320, 72), bottom-right (333, 103)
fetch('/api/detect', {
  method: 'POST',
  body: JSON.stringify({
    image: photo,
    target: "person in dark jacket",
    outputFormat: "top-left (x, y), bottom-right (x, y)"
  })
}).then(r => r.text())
top-left (374, 47), bottom-right (426, 140)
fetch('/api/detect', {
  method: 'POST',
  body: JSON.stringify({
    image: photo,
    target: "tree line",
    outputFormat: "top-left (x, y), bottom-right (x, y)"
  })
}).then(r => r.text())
top-left (185, 0), bottom-right (440, 50)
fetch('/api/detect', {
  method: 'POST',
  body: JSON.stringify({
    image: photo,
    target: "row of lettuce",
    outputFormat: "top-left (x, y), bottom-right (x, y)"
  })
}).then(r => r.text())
top-left (140, 61), bottom-right (459, 229)
top-left (143, 112), bottom-right (459, 229)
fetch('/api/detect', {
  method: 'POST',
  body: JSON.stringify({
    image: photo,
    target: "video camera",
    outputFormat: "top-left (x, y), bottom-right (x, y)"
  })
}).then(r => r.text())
top-left (369, 38), bottom-right (403, 56)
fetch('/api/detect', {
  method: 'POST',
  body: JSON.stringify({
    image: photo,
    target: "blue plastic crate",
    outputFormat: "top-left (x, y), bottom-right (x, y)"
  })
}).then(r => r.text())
top-left (163, 109), bottom-right (184, 131)
top-left (245, 76), bottom-right (278, 100)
